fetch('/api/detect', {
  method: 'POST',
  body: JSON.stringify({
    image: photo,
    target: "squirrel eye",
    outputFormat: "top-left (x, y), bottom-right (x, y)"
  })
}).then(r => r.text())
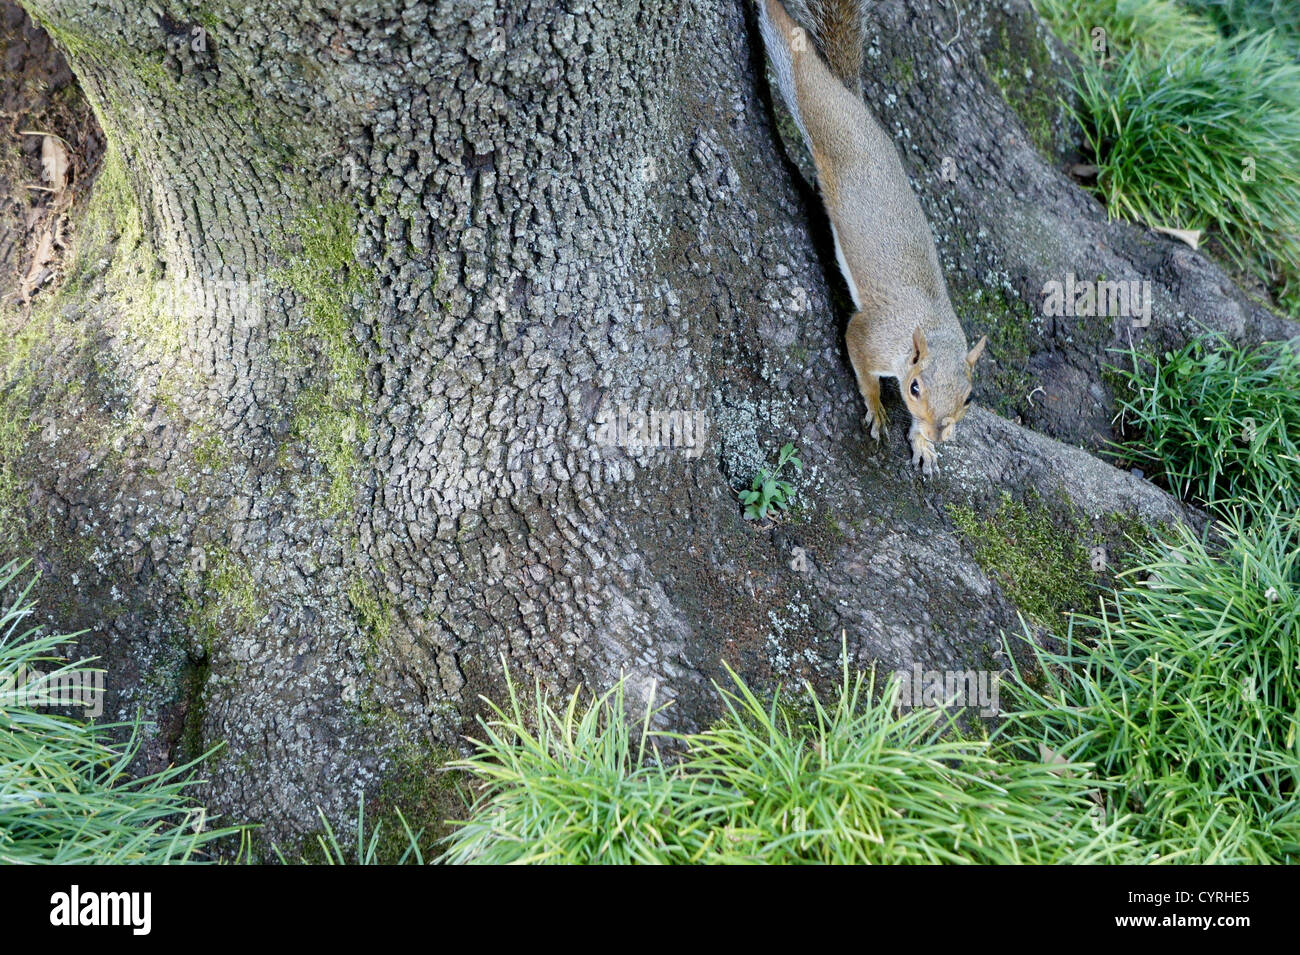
top-left (909, 379), bottom-right (921, 398)
top-left (964, 394), bottom-right (973, 406)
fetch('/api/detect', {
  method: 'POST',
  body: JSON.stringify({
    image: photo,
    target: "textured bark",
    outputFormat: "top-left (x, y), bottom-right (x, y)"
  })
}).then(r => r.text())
top-left (4, 0), bottom-right (1291, 840)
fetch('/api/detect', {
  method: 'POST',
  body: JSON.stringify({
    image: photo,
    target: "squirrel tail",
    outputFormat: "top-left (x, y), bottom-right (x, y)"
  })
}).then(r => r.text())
top-left (767, 0), bottom-right (867, 92)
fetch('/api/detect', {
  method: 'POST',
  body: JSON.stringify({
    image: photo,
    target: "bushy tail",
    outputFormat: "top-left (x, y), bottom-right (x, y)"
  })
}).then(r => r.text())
top-left (774, 0), bottom-right (868, 91)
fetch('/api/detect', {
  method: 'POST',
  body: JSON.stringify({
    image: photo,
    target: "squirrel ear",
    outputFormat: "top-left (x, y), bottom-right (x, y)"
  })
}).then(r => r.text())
top-left (966, 335), bottom-right (987, 368)
top-left (911, 327), bottom-right (928, 366)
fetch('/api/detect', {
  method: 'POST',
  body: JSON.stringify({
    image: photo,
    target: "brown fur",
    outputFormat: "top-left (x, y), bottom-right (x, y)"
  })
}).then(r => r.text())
top-left (761, 0), bottom-right (986, 475)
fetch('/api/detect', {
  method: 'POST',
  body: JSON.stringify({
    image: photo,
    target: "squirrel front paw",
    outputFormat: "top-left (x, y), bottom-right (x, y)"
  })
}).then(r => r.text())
top-left (909, 429), bottom-right (939, 477)
top-left (865, 405), bottom-right (888, 443)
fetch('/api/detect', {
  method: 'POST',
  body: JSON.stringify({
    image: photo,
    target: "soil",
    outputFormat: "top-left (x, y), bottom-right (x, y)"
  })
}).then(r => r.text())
top-left (0, 0), bottom-right (103, 305)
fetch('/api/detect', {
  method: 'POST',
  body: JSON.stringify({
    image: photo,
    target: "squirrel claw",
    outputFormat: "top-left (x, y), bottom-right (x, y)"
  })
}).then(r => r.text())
top-left (910, 434), bottom-right (939, 477)
top-left (865, 407), bottom-right (888, 443)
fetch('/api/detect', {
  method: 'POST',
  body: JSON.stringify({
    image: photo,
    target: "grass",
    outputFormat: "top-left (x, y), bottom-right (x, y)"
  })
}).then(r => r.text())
top-left (441, 498), bottom-right (1299, 864)
top-left (0, 559), bottom-right (237, 862)
top-left (998, 506), bottom-right (1300, 863)
top-left (5, 144), bottom-right (1295, 864)
top-left (1076, 37), bottom-right (1300, 312)
top-left (1106, 333), bottom-right (1300, 517)
top-left (669, 664), bottom-right (1137, 863)
top-left (1033, 0), bottom-right (1219, 60)
top-left (1025, 330), bottom-right (1300, 862)
top-left (438, 674), bottom-right (690, 863)
top-left (439, 657), bottom-right (1142, 864)
top-left (1184, 0), bottom-right (1300, 55)
top-left (6, 329), bottom-right (1295, 863)
top-left (1033, 0), bottom-right (1300, 315)
top-left (274, 800), bottom-right (429, 865)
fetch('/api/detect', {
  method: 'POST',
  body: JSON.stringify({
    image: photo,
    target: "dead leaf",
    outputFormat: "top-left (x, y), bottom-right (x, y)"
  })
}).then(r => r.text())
top-left (20, 226), bottom-right (56, 301)
top-left (1038, 742), bottom-right (1070, 776)
top-left (40, 135), bottom-right (70, 196)
top-left (1152, 225), bottom-right (1202, 250)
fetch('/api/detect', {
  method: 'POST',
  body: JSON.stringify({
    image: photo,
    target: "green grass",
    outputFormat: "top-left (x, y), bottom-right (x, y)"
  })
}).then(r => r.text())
top-left (438, 653), bottom-right (1142, 864)
top-left (1033, 0), bottom-right (1219, 59)
top-left (441, 498), bottom-right (1300, 864)
top-left (6, 323), bottom-right (1296, 864)
top-left (1033, 0), bottom-right (1300, 315)
top-left (1106, 334), bottom-right (1300, 517)
top-left (1075, 37), bottom-right (1300, 312)
top-left (998, 506), bottom-right (1300, 863)
top-left (670, 664), bottom-right (1137, 863)
top-left (274, 799), bottom-right (429, 865)
top-left (438, 674), bottom-right (692, 863)
top-left (0, 560), bottom-right (238, 862)
top-left (1184, 0), bottom-right (1300, 55)
top-left (443, 331), bottom-right (1300, 863)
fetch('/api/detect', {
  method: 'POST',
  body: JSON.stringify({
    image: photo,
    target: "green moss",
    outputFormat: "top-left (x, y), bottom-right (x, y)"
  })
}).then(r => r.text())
top-left (291, 390), bottom-right (365, 516)
top-left (891, 56), bottom-right (916, 91)
top-left (948, 491), bottom-right (1096, 631)
top-left (0, 153), bottom-right (128, 552)
top-left (176, 550), bottom-right (253, 761)
top-left (280, 746), bottom-right (464, 864)
top-left (347, 576), bottom-right (393, 654)
top-left (211, 550), bottom-right (260, 626)
top-left (774, 108), bottom-right (806, 155)
top-left (1098, 358), bottom-right (1131, 403)
top-left (186, 545), bottom-right (263, 646)
top-left (949, 284), bottom-right (1037, 418)
top-left (0, 311), bottom-right (40, 549)
top-left (192, 432), bottom-right (230, 472)
top-left (273, 203), bottom-right (374, 517)
top-left (193, 4), bottom-right (223, 37)
top-left (818, 505), bottom-right (846, 540)
top-left (75, 146), bottom-right (182, 354)
top-left (365, 746), bottom-right (466, 863)
top-left (78, 146), bottom-right (139, 247)
top-left (1099, 510), bottom-right (1158, 572)
top-left (0, 406), bottom-right (29, 554)
top-left (177, 656), bottom-right (211, 763)
top-left (984, 20), bottom-right (1068, 157)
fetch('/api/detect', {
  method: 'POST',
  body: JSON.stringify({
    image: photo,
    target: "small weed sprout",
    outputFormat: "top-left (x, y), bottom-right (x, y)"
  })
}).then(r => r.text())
top-left (739, 442), bottom-right (802, 522)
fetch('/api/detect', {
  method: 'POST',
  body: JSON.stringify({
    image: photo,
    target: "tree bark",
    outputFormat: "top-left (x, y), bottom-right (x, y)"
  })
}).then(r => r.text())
top-left (4, 0), bottom-right (1289, 840)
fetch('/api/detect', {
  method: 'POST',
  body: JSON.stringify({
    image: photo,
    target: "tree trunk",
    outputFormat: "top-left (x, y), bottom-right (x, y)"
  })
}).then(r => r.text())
top-left (4, 0), bottom-right (1288, 841)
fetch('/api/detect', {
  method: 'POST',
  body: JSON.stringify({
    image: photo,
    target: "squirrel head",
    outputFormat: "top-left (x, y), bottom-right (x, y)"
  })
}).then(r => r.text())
top-left (901, 327), bottom-right (987, 445)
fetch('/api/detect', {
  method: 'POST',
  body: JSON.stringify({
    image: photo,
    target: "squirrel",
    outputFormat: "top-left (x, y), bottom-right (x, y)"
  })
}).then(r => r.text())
top-left (757, 0), bottom-right (986, 476)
